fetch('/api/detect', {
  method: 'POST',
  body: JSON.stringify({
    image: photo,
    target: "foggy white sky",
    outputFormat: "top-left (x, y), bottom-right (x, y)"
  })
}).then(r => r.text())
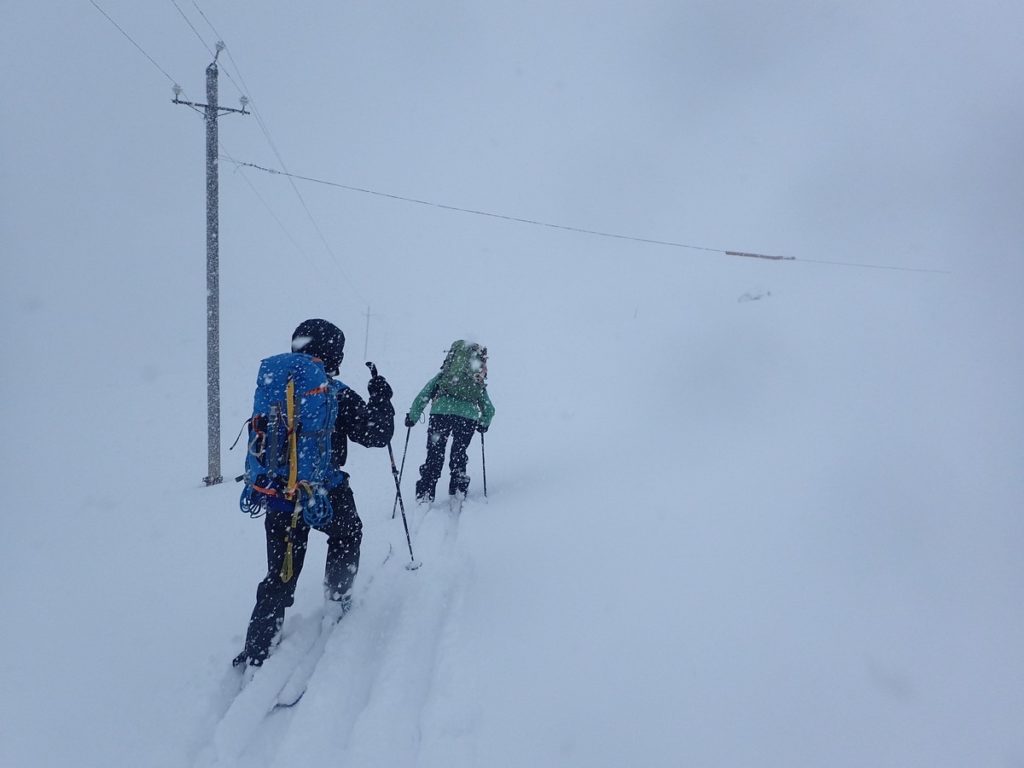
top-left (1, 5), bottom-right (1022, 766)
top-left (2, 2), bottom-right (1021, 485)
top-left (3, 1), bottom-right (1022, 285)
top-left (3, 0), bottom-right (1022, 520)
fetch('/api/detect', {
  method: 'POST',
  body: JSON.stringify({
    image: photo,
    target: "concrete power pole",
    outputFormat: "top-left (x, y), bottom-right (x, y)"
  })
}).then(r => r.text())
top-left (173, 42), bottom-right (249, 486)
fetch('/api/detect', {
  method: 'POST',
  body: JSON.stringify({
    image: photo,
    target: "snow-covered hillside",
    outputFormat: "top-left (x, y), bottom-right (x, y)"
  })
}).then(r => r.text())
top-left (3, 2), bottom-right (1023, 767)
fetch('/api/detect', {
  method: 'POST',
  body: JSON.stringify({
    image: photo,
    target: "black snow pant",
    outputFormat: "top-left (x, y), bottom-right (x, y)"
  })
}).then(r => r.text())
top-left (241, 484), bottom-right (362, 664)
top-left (415, 413), bottom-right (476, 501)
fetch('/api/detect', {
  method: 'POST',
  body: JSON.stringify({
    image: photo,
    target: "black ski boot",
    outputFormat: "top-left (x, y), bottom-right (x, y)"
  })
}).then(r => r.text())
top-left (232, 650), bottom-right (264, 669)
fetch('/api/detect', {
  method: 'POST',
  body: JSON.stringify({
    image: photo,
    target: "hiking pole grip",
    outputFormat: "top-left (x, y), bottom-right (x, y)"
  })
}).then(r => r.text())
top-left (366, 361), bottom-right (405, 519)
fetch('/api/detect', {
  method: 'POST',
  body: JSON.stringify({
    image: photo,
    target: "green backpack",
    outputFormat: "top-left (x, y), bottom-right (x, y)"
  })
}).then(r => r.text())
top-left (436, 340), bottom-right (488, 401)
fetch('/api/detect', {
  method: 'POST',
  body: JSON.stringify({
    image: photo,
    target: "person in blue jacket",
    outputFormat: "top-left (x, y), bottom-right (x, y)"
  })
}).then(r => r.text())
top-left (234, 319), bottom-right (394, 669)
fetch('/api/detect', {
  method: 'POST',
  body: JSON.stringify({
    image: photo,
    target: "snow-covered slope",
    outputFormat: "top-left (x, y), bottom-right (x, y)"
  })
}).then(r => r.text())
top-left (5, 237), bottom-right (1022, 767)
top-left (3, 2), bottom-right (1023, 766)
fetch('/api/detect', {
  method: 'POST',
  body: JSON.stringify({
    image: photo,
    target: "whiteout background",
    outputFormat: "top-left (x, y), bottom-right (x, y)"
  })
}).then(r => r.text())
top-left (2, 2), bottom-right (1022, 766)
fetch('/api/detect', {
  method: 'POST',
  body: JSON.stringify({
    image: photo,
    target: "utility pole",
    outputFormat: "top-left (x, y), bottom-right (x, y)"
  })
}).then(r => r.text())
top-left (173, 42), bottom-right (249, 486)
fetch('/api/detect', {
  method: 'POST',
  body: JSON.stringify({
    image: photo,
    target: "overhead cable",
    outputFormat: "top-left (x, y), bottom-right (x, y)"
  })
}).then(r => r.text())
top-left (191, 3), bottom-right (369, 303)
top-left (89, 0), bottom-right (179, 86)
top-left (231, 160), bottom-right (949, 274)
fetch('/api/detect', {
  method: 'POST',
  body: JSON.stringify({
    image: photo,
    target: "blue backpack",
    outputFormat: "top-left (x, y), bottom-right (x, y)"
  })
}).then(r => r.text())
top-left (239, 352), bottom-right (341, 526)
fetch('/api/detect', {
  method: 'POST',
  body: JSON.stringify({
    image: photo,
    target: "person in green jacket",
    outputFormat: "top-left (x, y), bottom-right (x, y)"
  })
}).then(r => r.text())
top-left (405, 340), bottom-right (495, 503)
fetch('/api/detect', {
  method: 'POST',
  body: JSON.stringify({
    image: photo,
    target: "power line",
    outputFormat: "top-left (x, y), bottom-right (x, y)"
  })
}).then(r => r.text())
top-left (163, 0), bottom-right (280, 236)
top-left (90, 0), bottom-right (949, 277)
top-left (137, 0), bottom-right (369, 303)
top-left (191, 2), bottom-right (370, 304)
top-left (166, 2), bottom-right (273, 209)
top-left (792, 256), bottom-right (948, 273)
top-left (168, 0), bottom-right (215, 59)
top-left (169, 0), bottom-right (249, 103)
top-left (89, 0), bottom-right (209, 110)
top-left (230, 160), bottom-right (950, 274)
top-left (89, 0), bottom-right (179, 86)
top-left (219, 143), bottom-right (322, 270)
top-left (191, 2), bottom-right (252, 102)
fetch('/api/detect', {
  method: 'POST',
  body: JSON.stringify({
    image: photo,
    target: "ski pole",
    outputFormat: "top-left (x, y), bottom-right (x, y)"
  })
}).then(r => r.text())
top-left (391, 440), bottom-right (420, 570)
top-left (481, 430), bottom-right (488, 498)
top-left (366, 362), bottom-right (421, 570)
top-left (392, 425), bottom-right (411, 520)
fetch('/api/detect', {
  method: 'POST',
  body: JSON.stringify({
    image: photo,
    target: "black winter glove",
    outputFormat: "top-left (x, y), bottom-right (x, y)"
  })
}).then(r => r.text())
top-left (404, 413), bottom-right (417, 428)
top-left (367, 375), bottom-right (393, 400)
top-left (476, 423), bottom-right (488, 433)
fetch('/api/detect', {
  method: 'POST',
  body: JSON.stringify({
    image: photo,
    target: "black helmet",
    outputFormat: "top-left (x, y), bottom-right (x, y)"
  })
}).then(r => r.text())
top-left (291, 318), bottom-right (345, 375)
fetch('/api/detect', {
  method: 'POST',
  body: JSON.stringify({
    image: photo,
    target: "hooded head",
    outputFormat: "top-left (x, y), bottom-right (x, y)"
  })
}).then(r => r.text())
top-left (291, 318), bottom-right (345, 375)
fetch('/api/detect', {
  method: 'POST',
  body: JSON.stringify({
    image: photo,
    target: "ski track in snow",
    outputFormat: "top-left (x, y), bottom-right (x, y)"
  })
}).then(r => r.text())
top-left (192, 499), bottom-right (477, 768)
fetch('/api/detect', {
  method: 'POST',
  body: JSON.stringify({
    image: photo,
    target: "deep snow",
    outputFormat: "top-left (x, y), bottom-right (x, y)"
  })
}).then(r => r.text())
top-left (3, 2), bottom-right (1023, 766)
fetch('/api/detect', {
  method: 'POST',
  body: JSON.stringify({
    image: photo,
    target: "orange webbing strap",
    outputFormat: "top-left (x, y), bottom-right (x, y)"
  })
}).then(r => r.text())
top-left (285, 378), bottom-right (298, 499)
